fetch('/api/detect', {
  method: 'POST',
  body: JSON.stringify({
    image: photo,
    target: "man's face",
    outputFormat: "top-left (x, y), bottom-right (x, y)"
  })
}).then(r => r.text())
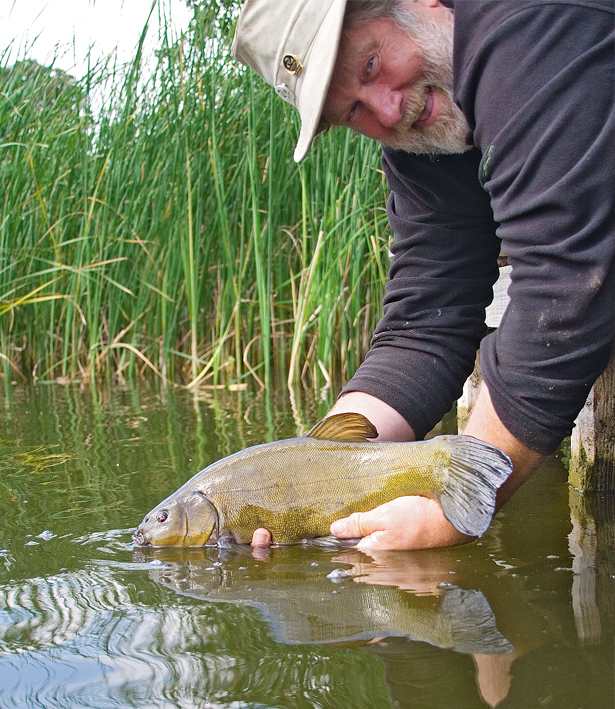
top-left (322, 1), bottom-right (471, 155)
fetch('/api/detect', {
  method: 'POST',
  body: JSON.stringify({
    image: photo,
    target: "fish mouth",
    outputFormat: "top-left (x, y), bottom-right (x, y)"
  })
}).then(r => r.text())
top-left (132, 529), bottom-right (151, 547)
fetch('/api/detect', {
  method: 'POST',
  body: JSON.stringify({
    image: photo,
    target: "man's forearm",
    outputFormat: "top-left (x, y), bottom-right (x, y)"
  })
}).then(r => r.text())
top-left (463, 384), bottom-right (546, 510)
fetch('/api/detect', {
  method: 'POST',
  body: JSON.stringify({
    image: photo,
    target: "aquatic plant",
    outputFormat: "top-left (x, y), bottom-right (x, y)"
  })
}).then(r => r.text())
top-left (0, 1), bottom-right (389, 393)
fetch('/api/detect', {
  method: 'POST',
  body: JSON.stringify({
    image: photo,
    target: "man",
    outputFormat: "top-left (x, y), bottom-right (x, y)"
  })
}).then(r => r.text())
top-left (232, 0), bottom-right (615, 549)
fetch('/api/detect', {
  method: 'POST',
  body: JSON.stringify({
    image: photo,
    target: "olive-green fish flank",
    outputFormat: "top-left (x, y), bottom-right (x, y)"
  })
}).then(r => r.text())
top-left (133, 413), bottom-right (513, 547)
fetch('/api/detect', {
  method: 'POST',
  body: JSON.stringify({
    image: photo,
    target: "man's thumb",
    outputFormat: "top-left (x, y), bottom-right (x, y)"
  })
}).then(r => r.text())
top-left (331, 511), bottom-right (374, 538)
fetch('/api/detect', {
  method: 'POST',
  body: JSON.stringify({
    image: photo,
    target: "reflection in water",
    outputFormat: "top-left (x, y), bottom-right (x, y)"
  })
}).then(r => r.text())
top-left (139, 545), bottom-right (513, 653)
top-left (0, 545), bottom-right (393, 708)
top-left (0, 564), bottom-right (133, 654)
top-left (0, 384), bottom-right (613, 708)
top-left (1, 538), bottom-right (513, 709)
top-left (568, 487), bottom-right (615, 646)
top-left (569, 488), bottom-right (602, 645)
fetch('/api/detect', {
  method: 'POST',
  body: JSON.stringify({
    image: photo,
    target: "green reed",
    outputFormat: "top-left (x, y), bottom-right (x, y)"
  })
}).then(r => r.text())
top-left (0, 1), bottom-right (390, 393)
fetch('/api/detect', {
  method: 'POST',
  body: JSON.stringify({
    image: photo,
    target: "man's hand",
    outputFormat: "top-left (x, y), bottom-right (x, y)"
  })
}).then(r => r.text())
top-left (330, 495), bottom-right (472, 550)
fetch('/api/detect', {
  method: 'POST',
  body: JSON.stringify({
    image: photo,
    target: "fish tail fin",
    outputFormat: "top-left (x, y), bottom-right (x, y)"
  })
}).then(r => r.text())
top-left (437, 436), bottom-right (513, 537)
top-left (441, 586), bottom-right (514, 654)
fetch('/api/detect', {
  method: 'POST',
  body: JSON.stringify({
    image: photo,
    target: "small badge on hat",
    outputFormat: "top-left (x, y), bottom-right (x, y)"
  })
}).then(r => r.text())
top-left (283, 54), bottom-right (303, 76)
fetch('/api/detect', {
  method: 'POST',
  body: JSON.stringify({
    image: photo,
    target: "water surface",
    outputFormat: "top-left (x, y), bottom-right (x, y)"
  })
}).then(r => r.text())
top-left (0, 384), bottom-right (613, 708)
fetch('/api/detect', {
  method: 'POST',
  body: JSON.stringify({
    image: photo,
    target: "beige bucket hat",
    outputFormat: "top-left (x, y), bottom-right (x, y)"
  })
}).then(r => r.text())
top-left (232, 0), bottom-right (348, 162)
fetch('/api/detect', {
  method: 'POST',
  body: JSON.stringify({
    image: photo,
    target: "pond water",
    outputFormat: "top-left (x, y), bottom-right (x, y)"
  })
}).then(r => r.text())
top-left (0, 383), bottom-right (613, 708)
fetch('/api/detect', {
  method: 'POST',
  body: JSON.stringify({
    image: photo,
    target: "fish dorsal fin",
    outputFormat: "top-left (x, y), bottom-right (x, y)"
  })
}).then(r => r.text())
top-left (305, 413), bottom-right (378, 442)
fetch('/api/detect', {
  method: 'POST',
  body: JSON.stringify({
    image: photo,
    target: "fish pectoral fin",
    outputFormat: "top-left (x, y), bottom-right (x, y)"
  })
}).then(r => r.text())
top-left (305, 413), bottom-right (378, 442)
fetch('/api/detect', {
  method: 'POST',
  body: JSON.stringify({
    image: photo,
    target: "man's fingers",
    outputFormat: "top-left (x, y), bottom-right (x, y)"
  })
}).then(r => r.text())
top-left (251, 527), bottom-right (272, 547)
top-left (355, 530), bottom-right (400, 550)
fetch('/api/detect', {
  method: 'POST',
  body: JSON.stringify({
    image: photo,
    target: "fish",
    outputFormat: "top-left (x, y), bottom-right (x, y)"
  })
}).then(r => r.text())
top-left (132, 412), bottom-right (512, 548)
top-left (138, 546), bottom-right (513, 653)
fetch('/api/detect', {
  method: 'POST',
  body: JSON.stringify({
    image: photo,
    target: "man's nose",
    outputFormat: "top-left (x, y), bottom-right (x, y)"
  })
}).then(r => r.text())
top-left (363, 85), bottom-right (403, 128)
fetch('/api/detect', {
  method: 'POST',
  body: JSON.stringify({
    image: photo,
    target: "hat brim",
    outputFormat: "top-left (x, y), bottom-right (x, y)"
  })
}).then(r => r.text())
top-left (293, 0), bottom-right (347, 162)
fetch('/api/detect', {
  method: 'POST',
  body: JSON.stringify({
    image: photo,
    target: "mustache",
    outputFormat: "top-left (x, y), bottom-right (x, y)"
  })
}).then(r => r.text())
top-left (399, 83), bottom-right (433, 131)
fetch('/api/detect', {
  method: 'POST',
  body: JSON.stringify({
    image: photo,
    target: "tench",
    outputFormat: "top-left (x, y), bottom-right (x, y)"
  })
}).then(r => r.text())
top-left (132, 413), bottom-right (512, 547)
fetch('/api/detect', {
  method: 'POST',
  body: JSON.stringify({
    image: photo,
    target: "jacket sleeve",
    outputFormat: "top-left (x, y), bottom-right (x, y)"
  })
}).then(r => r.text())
top-left (341, 148), bottom-right (501, 440)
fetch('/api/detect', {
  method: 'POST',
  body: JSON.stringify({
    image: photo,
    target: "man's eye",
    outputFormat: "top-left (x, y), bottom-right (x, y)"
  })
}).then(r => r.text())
top-left (366, 57), bottom-right (375, 74)
top-left (348, 103), bottom-right (359, 123)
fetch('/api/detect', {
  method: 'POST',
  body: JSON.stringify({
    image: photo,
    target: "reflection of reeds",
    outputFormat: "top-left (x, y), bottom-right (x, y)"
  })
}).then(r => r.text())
top-left (0, 2), bottom-right (388, 392)
top-left (7, 445), bottom-right (73, 471)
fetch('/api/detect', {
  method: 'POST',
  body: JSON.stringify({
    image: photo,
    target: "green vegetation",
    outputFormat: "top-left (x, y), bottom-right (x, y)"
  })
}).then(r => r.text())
top-left (0, 1), bottom-right (389, 393)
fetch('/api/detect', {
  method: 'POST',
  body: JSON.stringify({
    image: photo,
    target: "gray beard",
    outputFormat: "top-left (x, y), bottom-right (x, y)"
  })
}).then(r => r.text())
top-left (380, 9), bottom-right (472, 155)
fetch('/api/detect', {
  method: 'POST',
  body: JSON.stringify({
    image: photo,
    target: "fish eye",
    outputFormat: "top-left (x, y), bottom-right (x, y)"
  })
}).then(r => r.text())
top-left (157, 511), bottom-right (169, 523)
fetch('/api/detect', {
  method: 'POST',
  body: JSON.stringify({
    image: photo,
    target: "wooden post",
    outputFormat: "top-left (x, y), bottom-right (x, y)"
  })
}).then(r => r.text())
top-left (457, 265), bottom-right (510, 433)
top-left (569, 346), bottom-right (615, 492)
top-left (567, 346), bottom-right (615, 642)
